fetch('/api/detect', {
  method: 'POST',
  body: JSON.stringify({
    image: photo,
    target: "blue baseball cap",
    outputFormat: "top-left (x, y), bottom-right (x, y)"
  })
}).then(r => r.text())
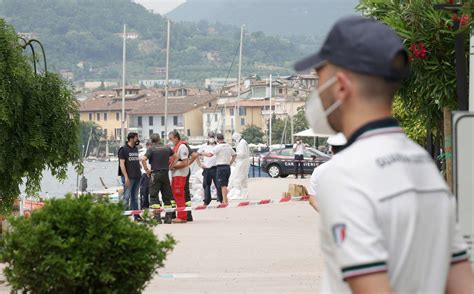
top-left (294, 15), bottom-right (409, 81)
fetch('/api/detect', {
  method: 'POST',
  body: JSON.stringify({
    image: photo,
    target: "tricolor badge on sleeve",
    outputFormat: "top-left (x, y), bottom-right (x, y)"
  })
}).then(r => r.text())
top-left (332, 223), bottom-right (347, 246)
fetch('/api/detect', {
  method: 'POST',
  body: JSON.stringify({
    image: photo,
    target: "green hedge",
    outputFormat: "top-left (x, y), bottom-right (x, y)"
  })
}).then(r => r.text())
top-left (1, 196), bottom-right (175, 293)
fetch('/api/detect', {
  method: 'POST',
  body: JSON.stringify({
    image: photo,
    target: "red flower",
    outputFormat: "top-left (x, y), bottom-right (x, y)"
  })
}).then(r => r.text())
top-left (460, 15), bottom-right (470, 27)
top-left (409, 42), bottom-right (427, 60)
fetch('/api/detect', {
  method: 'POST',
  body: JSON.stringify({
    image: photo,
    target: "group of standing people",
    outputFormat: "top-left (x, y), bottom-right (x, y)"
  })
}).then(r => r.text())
top-left (118, 130), bottom-right (250, 224)
top-left (197, 131), bottom-right (250, 203)
top-left (118, 131), bottom-right (194, 224)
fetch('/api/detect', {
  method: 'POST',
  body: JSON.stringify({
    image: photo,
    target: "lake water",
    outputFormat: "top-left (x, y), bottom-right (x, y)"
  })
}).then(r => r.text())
top-left (25, 161), bottom-right (121, 198)
top-left (27, 160), bottom-right (268, 198)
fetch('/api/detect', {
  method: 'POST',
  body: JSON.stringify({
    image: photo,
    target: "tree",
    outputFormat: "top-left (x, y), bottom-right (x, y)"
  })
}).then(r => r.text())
top-left (271, 106), bottom-right (309, 145)
top-left (0, 19), bottom-right (81, 214)
top-left (293, 106), bottom-right (309, 134)
top-left (241, 124), bottom-right (265, 144)
top-left (271, 115), bottom-right (289, 144)
top-left (0, 0), bottom-right (309, 83)
top-left (80, 121), bottom-right (103, 157)
top-left (357, 0), bottom-right (472, 146)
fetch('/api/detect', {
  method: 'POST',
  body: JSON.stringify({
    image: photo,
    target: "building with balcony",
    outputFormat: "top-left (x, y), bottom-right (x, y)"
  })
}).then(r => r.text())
top-left (79, 88), bottom-right (148, 141)
top-left (128, 95), bottom-right (217, 140)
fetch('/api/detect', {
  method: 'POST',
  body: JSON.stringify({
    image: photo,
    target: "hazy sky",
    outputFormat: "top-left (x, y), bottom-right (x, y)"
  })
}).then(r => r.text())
top-left (134, 0), bottom-right (186, 14)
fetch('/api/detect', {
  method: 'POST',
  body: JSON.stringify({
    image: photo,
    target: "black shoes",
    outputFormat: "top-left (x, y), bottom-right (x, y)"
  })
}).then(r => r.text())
top-left (134, 215), bottom-right (143, 222)
top-left (164, 212), bottom-right (173, 224)
top-left (187, 211), bottom-right (193, 222)
top-left (155, 213), bottom-right (162, 224)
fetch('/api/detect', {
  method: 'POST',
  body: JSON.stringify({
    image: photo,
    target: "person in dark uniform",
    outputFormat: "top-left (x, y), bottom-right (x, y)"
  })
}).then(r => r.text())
top-left (141, 133), bottom-right (175, 224)
top-left (118, 132), bottom-right (141, 221)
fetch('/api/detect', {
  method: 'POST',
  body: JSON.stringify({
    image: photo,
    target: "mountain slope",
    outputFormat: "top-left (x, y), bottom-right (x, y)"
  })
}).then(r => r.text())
top-left (0, 0), bottom-right (311, 83)
top-left (167, 0), bottom-right (360, 36)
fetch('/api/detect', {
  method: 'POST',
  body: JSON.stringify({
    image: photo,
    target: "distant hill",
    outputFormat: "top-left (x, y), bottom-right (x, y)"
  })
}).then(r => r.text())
top-left (0, 0), bottom-right (316, 84)
top-left (167, 0), bottom-right (360, 36)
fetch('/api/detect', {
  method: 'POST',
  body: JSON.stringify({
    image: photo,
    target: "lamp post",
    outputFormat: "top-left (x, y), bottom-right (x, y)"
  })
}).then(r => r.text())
top-left (121, 24), bottom-right (126, 144)
top-left (18, 37), bottom-right (48, 75)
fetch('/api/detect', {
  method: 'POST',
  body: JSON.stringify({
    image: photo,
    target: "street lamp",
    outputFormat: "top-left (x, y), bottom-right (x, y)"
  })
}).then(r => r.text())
top-left (18, 37), bottom-right (48, 75)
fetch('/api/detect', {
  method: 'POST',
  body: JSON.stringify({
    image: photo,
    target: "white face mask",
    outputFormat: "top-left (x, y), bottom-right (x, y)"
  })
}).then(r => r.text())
top-left (209, 138), bottom-right (215, 143)
top-left (305, 76), bottom-right (341, 135)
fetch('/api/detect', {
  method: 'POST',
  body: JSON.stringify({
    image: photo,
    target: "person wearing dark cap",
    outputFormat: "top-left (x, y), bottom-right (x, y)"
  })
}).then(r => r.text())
top-left (295, 15), bottom-right (473, 293)
top-left (200, 133), bottom-right (236, 204)
top-left (197, 131), bottom-right (223, 205)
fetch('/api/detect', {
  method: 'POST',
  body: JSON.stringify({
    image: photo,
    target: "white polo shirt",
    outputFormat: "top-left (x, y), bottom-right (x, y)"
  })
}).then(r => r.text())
top-left (309, 161), bottom-right (331, 197)
top-left (198, 143), bottom-right (217, 168)
top-left (293, 142), bottom-right (305, 155)
top-left (170, 143), bottom-right (190, 177)
top-left (316, 119), bottom-right (469, 293)
top-left (212, 143), bottom-right (235, 165)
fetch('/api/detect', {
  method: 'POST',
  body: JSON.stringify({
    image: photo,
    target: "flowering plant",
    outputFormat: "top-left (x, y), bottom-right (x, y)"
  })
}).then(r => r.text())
top-left (358, 0), bottom-right (472, 146)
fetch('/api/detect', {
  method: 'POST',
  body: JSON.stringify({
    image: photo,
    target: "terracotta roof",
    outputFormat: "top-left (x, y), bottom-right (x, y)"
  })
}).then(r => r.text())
top-left (79, 96), bottom-right (147, 112)
top-left (80, 88), bottom-right (215, 113)
top-left (129, 95), bottom-right (217, 115)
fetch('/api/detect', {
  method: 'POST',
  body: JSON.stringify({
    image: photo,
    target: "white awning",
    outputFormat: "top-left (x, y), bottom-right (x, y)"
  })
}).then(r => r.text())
top-left (293, 129), bottom-right (331, 137)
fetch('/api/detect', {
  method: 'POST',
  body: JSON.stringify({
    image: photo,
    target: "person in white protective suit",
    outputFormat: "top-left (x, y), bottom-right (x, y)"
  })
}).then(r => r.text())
top-left (228, 133), bottom-right (250, 200)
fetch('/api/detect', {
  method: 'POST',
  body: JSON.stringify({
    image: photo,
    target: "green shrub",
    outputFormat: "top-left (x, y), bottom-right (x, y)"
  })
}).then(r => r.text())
top-left (1, 195), bottom-right (175, 293)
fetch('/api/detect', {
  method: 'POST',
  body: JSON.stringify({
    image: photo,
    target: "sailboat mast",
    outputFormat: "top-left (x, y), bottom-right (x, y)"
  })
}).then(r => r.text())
top-left (121, 24), bottom-right (127, 143)
top-left (235, 25), bottom-right (244, 134)
top-left (164, 19), bottom-right (171, 137)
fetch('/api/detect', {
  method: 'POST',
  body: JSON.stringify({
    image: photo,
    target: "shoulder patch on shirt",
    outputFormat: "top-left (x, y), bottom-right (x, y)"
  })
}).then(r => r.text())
top-left (332, 223), bottom-right (347, 246)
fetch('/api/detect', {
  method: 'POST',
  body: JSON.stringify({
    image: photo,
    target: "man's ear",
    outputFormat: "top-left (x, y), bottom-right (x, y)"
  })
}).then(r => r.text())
top-left (335, 71), bottom-right (353, 102)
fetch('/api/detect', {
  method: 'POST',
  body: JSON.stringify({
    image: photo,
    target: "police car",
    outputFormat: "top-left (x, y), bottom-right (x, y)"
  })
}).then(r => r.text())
top-left (261, 146), bottom-right (330, 178)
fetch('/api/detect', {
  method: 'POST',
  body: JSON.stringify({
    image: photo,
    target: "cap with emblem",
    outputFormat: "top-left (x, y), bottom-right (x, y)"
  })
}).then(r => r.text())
top-left (294, 15), bottom-right (409, 81)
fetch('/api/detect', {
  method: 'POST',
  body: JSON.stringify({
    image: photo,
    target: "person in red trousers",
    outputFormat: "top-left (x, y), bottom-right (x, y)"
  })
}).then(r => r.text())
top-left (168, 130), bottom-right (191, 223)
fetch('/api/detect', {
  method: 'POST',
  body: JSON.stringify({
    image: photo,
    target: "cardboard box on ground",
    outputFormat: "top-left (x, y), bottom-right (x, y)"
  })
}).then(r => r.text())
top-left (282, 184), bottom-right (309, 198)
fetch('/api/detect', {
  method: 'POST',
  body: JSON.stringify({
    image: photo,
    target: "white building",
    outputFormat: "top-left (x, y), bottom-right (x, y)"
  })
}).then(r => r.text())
top-left (202, 107), bottom-right (224, 136)
top-left (205, 78), bottom-right (237, 91)
top-left (139, 79), bottom-right (182, 88)
top-left (128, 95), bottom-right (217, 140)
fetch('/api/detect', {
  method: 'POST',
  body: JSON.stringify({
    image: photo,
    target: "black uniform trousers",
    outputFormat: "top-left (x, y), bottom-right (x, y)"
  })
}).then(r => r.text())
top-left (202, 166), bottom-right (223, 205)
top-left (149, 170), bottom-right (173, 207)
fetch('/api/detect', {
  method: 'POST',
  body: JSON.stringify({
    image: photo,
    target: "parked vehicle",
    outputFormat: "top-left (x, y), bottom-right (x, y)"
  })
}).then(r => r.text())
top-left (261, 147), bottom-right (330, 178)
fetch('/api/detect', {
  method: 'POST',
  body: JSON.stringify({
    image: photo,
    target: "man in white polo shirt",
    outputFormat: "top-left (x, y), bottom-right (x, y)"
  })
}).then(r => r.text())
top-left (308, 133), bottom-right (346, 212)
top-left (295, 15), bottom-right (473, 293)
top-left (197, 132), bottom-right (223, 205)
top-left (200, 133), bottom-right (236, 204)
